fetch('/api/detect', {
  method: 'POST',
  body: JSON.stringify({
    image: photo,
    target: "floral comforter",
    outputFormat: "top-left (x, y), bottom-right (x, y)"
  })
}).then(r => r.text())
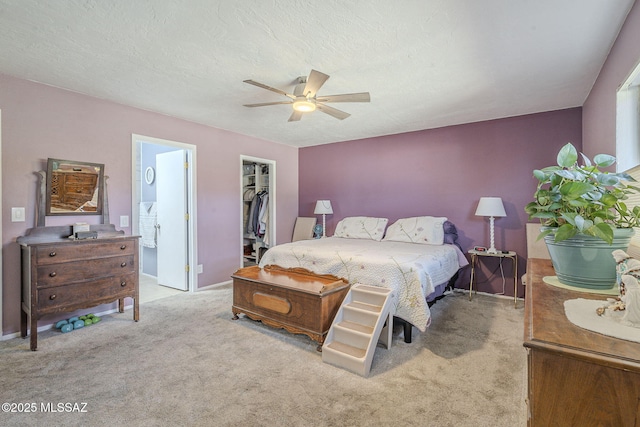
top-left (258, 237), bottom-right (468, 331)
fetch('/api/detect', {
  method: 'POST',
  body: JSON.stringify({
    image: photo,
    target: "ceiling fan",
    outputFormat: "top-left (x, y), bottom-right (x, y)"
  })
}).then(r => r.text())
top-left (243, 69), bottom-right (370, 122)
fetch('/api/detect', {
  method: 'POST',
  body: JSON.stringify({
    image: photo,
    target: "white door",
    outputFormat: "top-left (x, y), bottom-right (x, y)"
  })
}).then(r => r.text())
top-left (156, 149), bottom-right (188, 290)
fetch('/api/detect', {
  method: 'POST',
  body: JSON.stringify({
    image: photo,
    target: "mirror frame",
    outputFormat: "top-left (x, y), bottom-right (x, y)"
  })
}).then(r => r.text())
top-left (45, 158), bottom-right (105, 216)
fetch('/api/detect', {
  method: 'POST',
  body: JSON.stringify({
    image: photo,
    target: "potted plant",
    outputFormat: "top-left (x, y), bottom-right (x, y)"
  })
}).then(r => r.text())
top-left (524, 142), bottom-right (640, 290)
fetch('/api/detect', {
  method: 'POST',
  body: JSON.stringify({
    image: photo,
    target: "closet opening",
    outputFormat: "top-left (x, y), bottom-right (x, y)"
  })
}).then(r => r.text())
top-left (241, 156), bottom-right (276, 267)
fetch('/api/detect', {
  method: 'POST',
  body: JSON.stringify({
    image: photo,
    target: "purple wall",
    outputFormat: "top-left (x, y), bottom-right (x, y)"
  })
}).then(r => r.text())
top-left (299, 108), bottom-right (583, 297)
top-left (1, 73), bottom-right (299, 335)
top-left (583, 1), bottom-right (640, 156)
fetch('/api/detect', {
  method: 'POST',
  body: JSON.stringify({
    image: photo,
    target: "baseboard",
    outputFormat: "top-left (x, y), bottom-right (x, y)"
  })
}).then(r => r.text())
top-left (196, 279), bottom-right (232, 291)
top-left (452, 288), bottom-right (524, 302)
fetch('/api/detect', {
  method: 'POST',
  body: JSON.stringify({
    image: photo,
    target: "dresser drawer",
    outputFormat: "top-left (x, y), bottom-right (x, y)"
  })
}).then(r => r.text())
top-left (37, 255), bottom-right (135, 287)
top-left (35, 240), bottom-right (135, 265)
top-left (37, 273), bottom-right (137, 313)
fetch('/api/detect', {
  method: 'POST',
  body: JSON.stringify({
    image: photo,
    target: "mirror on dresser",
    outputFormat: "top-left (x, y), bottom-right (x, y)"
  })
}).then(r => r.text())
top-left (36, 158), bottom-right (110, 227)
top-left (46, 158), bottom-right (104, 215)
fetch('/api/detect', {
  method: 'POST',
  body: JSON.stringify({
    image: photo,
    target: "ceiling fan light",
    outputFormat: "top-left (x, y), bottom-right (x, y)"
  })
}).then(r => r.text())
top-left (292, 99), bottom-right (316, 112)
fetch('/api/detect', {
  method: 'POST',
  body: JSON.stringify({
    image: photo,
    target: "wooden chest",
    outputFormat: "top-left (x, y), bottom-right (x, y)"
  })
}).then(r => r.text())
top-left (18, 226), bottom-right (139, 351)
top-left (232, 265), bottom-right (349, 350)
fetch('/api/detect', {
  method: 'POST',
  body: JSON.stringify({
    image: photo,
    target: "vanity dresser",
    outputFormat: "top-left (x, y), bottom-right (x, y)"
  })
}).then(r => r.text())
top-left (524, 258), bottom-right (640, 426)
top-left (18, 224), bottom-right (139, 351)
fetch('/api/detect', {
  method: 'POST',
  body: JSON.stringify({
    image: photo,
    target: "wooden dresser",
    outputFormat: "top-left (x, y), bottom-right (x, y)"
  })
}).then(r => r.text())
top-left (232, 265), bottom-right (350, 351)
top-left (18, 225), bottom-right (139, 351)
top-left (524, 258), bottom-right (640, 426)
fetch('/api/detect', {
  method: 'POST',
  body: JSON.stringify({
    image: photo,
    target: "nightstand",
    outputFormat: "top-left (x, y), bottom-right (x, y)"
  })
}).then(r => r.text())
top-left (468, 249), bottom-right (518, 308)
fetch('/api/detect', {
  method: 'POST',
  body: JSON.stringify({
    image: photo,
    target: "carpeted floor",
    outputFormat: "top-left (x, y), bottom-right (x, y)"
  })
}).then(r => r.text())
top-left (0, 285), bottom-right (527, 427)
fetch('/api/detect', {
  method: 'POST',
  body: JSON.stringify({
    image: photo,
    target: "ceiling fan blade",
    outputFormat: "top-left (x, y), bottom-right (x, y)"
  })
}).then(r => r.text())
top-left (316, 92), bottom-right (370, 103)
top-left (243, 80), bottom-right (295, 99)
top-left (316, 103), bottom-right (350, 120)
top-left (303, 70), bottom-right (330, 97)
top-left (244, 101), bottom-right (293, 107)
top-left (288, 110), bottom-right (303, 122)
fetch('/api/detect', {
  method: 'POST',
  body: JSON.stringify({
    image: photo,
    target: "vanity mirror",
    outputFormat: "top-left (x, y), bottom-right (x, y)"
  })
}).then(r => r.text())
top-left (45, 158), bottom-right (104, 216)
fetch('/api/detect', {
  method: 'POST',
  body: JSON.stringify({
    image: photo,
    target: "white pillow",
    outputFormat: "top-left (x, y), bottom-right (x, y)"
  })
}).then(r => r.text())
top-left (333, 217), bottom-right (388, 241)
top-left (382, 216), bottom-right (448, 245)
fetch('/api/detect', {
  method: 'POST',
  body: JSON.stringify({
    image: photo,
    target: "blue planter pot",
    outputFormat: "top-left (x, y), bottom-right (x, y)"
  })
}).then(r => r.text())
top-left (543, 228), bottom-right (634, 290)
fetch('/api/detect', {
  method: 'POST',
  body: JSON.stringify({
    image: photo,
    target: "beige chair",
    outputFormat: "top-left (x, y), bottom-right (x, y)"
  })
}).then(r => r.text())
top-left (292, 217), bottom-right (317, 242)
top-left (522, 223), bottom-right (551, 286)
top-left (526, 223), bottom-right (551, 260)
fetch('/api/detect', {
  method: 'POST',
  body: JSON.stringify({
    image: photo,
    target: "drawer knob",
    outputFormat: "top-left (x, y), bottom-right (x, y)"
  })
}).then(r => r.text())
top-left (49, 252), bottom-right (56, 257)
top-left (120, 281), bottom-right (127, 287)
top-left (49, 294), bottom-right (56, 300)
top-left (120, 262), bottom-right (127, 267)
top-left (120, 245), bottom-right (126, 250)
top-left (49, 271), bottom-right (57, 277)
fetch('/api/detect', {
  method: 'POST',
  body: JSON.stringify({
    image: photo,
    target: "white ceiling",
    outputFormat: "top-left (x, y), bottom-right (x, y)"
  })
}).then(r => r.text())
top-left (0, 0), bottom-right (635, 147)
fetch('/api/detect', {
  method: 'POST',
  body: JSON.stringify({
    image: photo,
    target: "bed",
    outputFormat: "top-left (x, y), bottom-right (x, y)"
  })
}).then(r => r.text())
top-left (258, 216), bottom-right (468, 342)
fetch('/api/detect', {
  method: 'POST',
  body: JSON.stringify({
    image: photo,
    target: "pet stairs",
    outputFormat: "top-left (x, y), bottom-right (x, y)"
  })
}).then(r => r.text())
top-left (322, 284), bottom-right (393, 377)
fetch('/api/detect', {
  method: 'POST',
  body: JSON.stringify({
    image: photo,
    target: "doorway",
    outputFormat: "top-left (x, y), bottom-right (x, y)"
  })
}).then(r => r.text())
top-left (132, 134), bottom-right (197, 302)
top-left (240, 155), bottom-right (276, 267)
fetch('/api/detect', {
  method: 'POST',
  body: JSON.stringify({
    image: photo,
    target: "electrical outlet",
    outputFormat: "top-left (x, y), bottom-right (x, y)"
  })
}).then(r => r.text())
top-left (120, 215), bottom-right (129, 227)
top-left (11, 207), bottom-right (25, 222)
top-left (197, 264), bottom-right (203, 274)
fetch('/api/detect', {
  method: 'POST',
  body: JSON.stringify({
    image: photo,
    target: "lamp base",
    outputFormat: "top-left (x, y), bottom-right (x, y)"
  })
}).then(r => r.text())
top-left (486, 248), bottom-right (499, 254)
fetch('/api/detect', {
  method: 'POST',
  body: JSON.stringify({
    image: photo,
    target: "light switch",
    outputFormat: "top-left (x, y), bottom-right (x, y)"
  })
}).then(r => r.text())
top-left (11, 207), bottom-right (25, 222)
top-left (120, 215), bottom-right (129, 227)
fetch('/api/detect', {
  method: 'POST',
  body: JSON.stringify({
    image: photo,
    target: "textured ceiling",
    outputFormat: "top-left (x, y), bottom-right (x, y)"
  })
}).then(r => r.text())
top-left (0, 0), bottom-right (635, 147)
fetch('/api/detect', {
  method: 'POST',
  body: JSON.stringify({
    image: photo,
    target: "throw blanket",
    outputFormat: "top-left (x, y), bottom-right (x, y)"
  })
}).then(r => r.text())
top-left (259, 237), bottom-right (467, 331)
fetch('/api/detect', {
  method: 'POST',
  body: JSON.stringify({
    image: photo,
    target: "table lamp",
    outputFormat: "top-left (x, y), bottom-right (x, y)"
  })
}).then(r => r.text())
top-left (475, 197), bottom-right (506, 254)
top-left (314, 200), bottom-right (333, 238)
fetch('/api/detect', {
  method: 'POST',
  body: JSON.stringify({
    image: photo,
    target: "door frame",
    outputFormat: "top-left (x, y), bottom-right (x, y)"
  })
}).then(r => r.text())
top-left (132, 134), bottom-right (197, 292)
top-left (240, 155), bottom-right (276, 267)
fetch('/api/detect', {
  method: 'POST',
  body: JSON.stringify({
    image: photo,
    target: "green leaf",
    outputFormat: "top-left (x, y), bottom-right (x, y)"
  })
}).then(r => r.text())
top-left (536, 229), bottom-right (554, 241)
top-left (555, 224), bottom-right (578, 242)
top-left (568, 199), bottom-right (589, 207)
top-left (561, 212), bottom-right (577, 225)
top-left (533, 169), bottom-right (547, 181)
top-left (615, 172), bottom-right (634, 182)
top-left (593, 154), bottom-right (616, 168)
top-left (531, 212), bottom-right (557, 219)
top-left (590, 223), bottom-right (614, 245)
top-left (601, 193), bottom-right (618, 207)
top-left (618, 201), bottom-right (628, 214)
top-left (581, 219), bottom-right (594, 232)
top-left (584, 191), bottom-right (602, 201)
top-left (559, 182), bottom-right (594, 199)
top-left (555, 170), bottom-right (576, 180)
top-left (557, 143), bottom-right (578, 168)
top-left (597, 174), bottom-right (619, 186)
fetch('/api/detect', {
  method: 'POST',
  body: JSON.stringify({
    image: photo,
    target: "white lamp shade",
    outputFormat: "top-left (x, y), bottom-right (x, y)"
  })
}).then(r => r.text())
top-left (475, 197), bottom-right (506, 217)
top-left (314, 200), bottom-right (333, 215)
